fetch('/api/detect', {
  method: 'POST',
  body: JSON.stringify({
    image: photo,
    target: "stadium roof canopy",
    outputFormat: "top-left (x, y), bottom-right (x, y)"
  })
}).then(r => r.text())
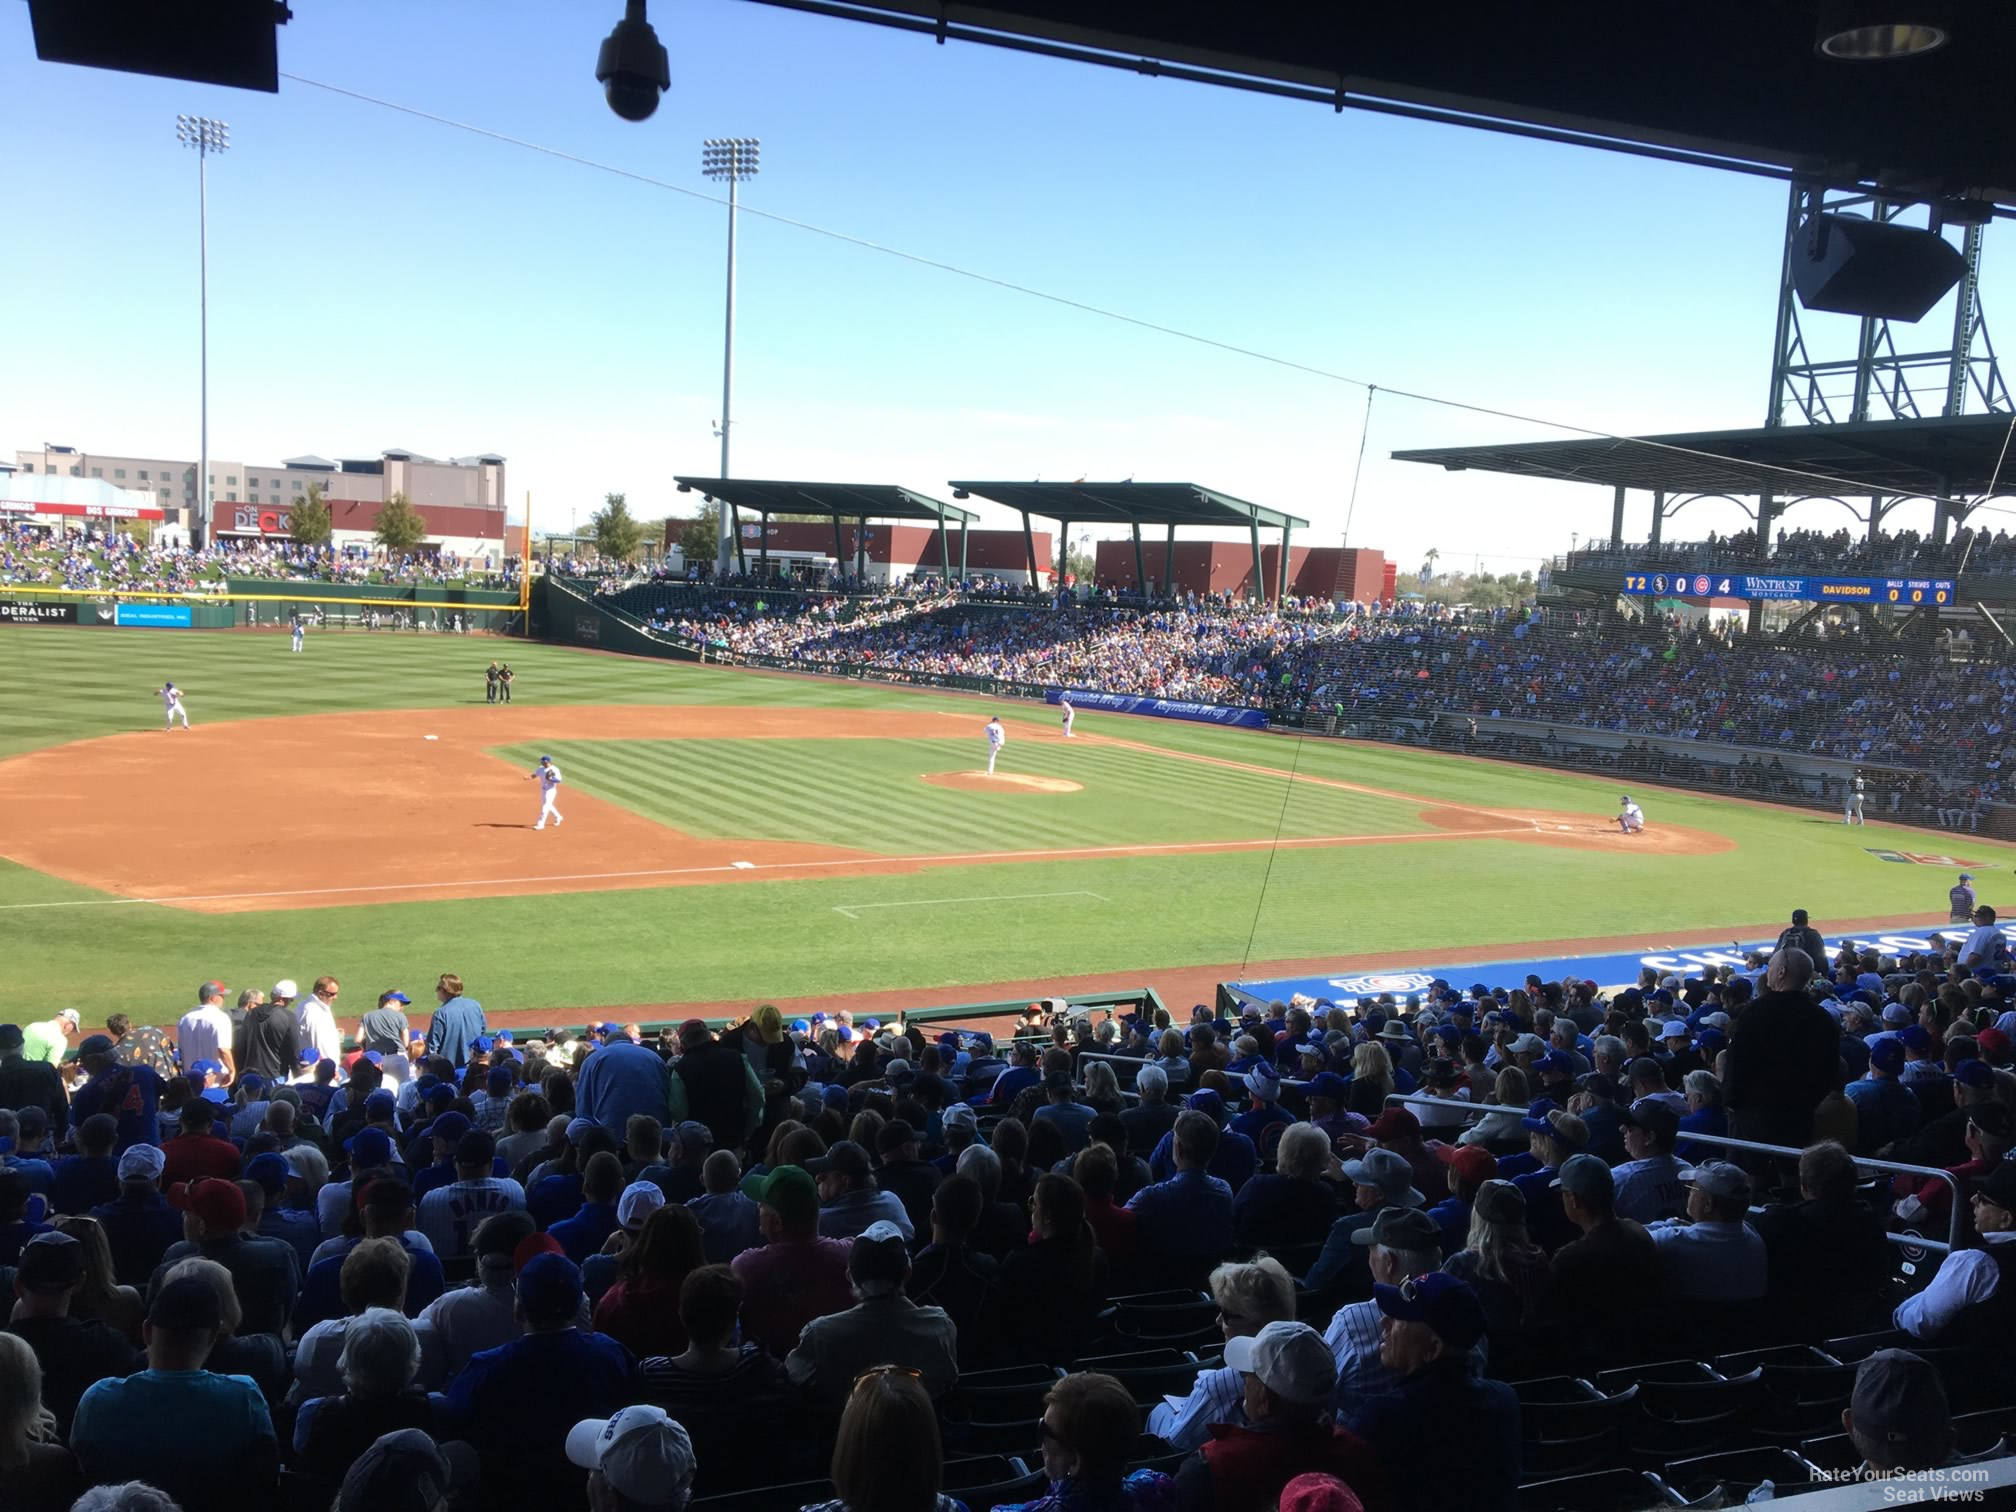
top-left (948, 481), bottom-right (1309, 599)
top-left (672, 476), bottom-right (980, 577)
top-left (1393, 414), bottom-right (2016, 501)
top-left (747, 3), bottom-right (2016, 207)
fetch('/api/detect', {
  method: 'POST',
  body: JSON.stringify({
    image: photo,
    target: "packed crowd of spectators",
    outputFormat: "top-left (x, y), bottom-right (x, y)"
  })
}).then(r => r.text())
top-left (0, 523), bottom-right (512, 595)
top-left (1563, 521), bottom-right (2016, 578)
top-left (4, 919), bottom-right (2012, 1511)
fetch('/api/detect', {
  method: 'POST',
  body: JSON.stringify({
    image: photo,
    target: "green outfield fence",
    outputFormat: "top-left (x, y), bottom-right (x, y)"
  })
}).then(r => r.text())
top-left (0, 577), bottom-right (528, 633)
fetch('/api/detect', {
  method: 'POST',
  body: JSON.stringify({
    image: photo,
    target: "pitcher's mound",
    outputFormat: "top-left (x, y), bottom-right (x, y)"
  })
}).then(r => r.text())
top-left (925, 771), bottom-right (1083, 795)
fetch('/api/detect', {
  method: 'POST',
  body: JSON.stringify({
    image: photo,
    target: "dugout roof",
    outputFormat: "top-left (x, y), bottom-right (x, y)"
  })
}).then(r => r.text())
top-left (947, 481), bottom-right (1308, 532)
top-left (673, 477), bottom-right (979, 526)
top-left (1391, 413), bottom-right (2016, 501)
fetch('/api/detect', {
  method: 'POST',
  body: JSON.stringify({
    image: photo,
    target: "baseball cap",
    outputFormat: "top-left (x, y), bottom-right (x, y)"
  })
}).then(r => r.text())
top-left (1438, 1144), bottom-right (1497, 1189)
top-left (757, 1165), bottom-right (818, 1223)
top-left (430, 1111), bottom-right (472, 1143)
top-left (242, 1152), bottom-right (298, 1193)
top-left (17, 1231), bottom-right (85, 1291)
top-left (76, 1033), bottom-right (115, 1058)
top-left (1956, 1059), bottom-right (1996, 1089)
top-left (197, 980), bottom-right (227, 1000)
top-left (1656, 1019), bottom-right (1690, 1040)
top-left (1348, 1204), bottom-right (1442, 1250)
top-left (1508, 1033), bottom-right (1547, 1055)
top-left (1246, 1061), bottom-right (1282, 1100)
top-left (1618, 1100), bottom-right (1680, 1141)
top-left (566, 1407), bottom-right (696, 1505)
top-left (1882, 1003), bottom-right (1913, 1027)
top-left (1533, 1051), bottom-right (1573, 1076)
top-left (1520, 1109), bottom-right (1589, 1150)
top-left (1870, 1040), bottom-right (1906, 1074)
top-left (337, 1428), bottom-right (478, 1512)
top-left (1850, 1350), bottom-right (1953, 1470)
top-left (1697, 1028), bottom-right (1727, 1055)
top-left (1968, 1103), bottom-right (2015, 1140)
top-left (1552, 1152), bottom-right (1615, 1201)
top-left (1363, 1107), bottom-right (1421, 1142)
top-left (877, 1119), bottom-right (919, 1155)
top-left (617, 1182), bottom-right (665, 1230)
top-left (272, 979), bottom-right (298, 999)
top-left (941, 1103), bottom-right (978, 1132)
top-left (188, 1058), bottom-right (223, 1078)
top-left (1307, 1072), bottom-right (1351, 1101)
top-left (806, 1140), bottom-right (872, 1183)
top-left (1898, 1025), bottom-right (1934, 1053)
top-left (1472, 1179), bottom-right (1527, 1225)
top-left (118, 1144), bottom-right (166, 1182)
top-left (1373, 1272), bottom-right (1488, 1352)
top-left (149, 1273), bottom-right (224, 1333)
top-left (565, 1117), bottom-right (598, 1146)
top-left (1223, 1320), bottom-right (1338, 1405)
top-left (1340, 1147), bottom-right (1424, 1207)
top-left (1576, 1073), bottom-right (1618, 1102)
top-left (0, 1025), bottom-right (20, 1050)
top-left (364, 1089), bottom-right (398, 1119)
top-left (345, 1127), bottom-right (395, 1167)
top-left (380, 990), bottom-right (411, 1005)
top-left (170, 1176), bottom-right (247, 1231)
top-left (1686, 1161), bottom-right (1753, 1203)
top-left (1185, 1089), bottom-right (1225, 1120)
top-left (1974, 1161), bottom-right (2016, 1214)
top-left (849, 1219), bottom-right (912, 1284)
top-left (516, 1251), bottom-right (584, 1322)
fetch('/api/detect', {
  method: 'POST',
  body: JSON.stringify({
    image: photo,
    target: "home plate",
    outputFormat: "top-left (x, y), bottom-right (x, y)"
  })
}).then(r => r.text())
top-left (731, 861), bottom-right (755, 869)
top-left (424, 735), bottom-right (439, 741)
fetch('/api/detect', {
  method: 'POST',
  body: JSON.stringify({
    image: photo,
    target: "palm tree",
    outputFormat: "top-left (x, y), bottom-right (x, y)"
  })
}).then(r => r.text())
top-left (1422, 547), bottom-right (1440, 581)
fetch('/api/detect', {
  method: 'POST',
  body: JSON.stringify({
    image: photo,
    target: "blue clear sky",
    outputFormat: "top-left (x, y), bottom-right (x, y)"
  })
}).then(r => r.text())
top-left (3, 1), bottom-right (2002, 572)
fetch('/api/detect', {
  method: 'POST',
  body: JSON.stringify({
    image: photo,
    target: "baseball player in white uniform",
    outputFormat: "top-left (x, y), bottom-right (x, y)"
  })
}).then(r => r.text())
top-left (1617, 794), bottom-right (1645, 834)
top-left (1060, 698), bottom-right (1075, 738)
top-left (529, 754), bottom-right (564, 829)
top-left (985, 717), bottom-right (1005, 775)
top-left (159, 681), bottom-right (190, 729)
top-left (291, 616), bottom-right (305, 653)
top-left (1845, 770), bottom-right (1866, 825)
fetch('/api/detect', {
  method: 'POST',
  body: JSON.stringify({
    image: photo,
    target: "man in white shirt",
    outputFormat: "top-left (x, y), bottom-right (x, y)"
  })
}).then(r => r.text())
top-left (1959, 906), bottom-right (2008, 974)
top-left (1647, 1161), bottom-right (1767, 1302)
top-left (175, 980), bottom-right (236, 1077)
top-left (296, 976), bottom-right (343, 1067)
top-left (1896, 1161), bottom-right (2016, 1343)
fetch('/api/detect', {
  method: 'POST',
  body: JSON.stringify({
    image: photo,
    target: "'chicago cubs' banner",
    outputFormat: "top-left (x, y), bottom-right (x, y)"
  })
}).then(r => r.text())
top-left (1047, 687), bottom-right (1267, 729)
top-left (1229, 919), bottom-right (2003, 1008)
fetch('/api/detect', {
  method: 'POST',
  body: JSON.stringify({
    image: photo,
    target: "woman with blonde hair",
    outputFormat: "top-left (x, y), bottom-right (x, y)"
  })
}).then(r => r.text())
top-left (51, 1216), bottom-right (143, 1344)
top-left (802, 1366), bottom-right (964, 1512)
top-left (1458, 1066), bottom-right (1532, 1149)
top-left (1347, 1041), bottom-right (1395, 1118)
top-left (1444, 1179), bottom-right (1549, 1328)
top-left (1153, 1029), bottom-right (1191, 1087)
top-left (0, 1331), bottom-right (79, 1512)
top-left (1081, 1059), bottom-right (1122, 1113)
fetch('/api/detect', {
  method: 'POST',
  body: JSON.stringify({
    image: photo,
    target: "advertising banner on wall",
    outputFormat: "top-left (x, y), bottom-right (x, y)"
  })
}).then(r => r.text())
top-left (1046, 686), bottom-right (1268, 729)
top-left (0, 600), bottom-right (78, 624)
top-left (114, 604), bottom-right (194, 628)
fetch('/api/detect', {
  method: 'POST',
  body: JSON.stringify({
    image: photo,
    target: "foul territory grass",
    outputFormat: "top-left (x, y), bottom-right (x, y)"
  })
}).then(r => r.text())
top-left (2, 626), bottom-right (2012, 1016)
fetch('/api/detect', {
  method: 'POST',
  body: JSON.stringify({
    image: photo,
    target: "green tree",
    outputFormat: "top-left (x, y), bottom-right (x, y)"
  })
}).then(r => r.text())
top-left (374, 491), bottom-right (428, 554)
top-left (289, 482), bottom-right (332, 547)
top-left (671, 508), bottom-right (717, 566)
top-left (592, 492), bottom-right (645, 563)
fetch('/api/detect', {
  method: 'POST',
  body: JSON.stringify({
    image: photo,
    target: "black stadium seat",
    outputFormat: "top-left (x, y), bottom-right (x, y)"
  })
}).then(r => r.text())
top-left (1515, 1468), bottom-right (1676, 1512)
top-left (1713, 1343), bottom-right (1857, 1441)
top-left (1660, 1445), bottom-right (1818, 1503)
top-left (1593, 1360), bottom-right (1765, 1464)
top-left (689, 1477), bottom-right (835, 1512)
top-left (942, 1363), bottom-right (1062, 1423)
top-left (1070, 1347), bottom-right (1208, 1404)
top-left (1512, 1377), bottom-right (1642, 1481)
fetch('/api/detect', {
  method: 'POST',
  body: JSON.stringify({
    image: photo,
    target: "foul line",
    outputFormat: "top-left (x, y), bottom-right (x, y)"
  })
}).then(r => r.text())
top-left (833, 890), bottom-right (1108, 920)
top-left (0, 827), bottom-right (1538, 911)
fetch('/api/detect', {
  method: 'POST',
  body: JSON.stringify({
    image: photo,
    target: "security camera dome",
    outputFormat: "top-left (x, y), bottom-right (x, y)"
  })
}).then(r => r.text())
top-left (597, 4), bottom-right (670, 123)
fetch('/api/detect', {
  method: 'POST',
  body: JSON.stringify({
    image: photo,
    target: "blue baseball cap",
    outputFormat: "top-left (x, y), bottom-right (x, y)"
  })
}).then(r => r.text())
top-left (1307, 1071), bottom-right (1351, 1101)
top-left (243, 1152), bottom-right (298, 1192)
top-left (360, 1050), bottom-right (384, 1065)
top-left (470, 1035), bottom-right (494, 1053)
top-left (494, 1029), bottom-right (514, 1044)
top-left (1899, 1026), bottom-right (1933, 1052)
top-left (237, 1073), bottom-right (266, 1092)
top-left (188, 1059), bottom-right (223, 1077)
top-left (516, 1251), bottom-right (581, 1321)
top-left (794, 1020), bottom-right (813, 1036)
top-left (1870, 1040), bottom-right (1906, 1074)
top-left (345, 1127), bottom-right (394, 1165)
top-left (380, 991), bottom-right (410, 1005)
top-left (862, 1018), bottom-right (881, 1032)
top-left (299, 1047), bottom-right (322, 1065)
top-left (1186, 1089), bottom-right (1225, 1119)
top-left (1374, 1272), bottom-right (1487, 1351)
top-left (431, 1111), bottom-right (472, 1142)
top-left (1957, 1059), bottom-right (1995, 1089)
top-left (365, 1089), bottom-right (399, 1118)
top-left (486, 1064), bottom-right (514, 1091)
top-left (821, 1084), bottom-right (850, 1109)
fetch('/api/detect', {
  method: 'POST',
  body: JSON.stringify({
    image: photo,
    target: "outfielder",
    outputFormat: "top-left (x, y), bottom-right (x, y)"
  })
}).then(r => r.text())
top-left (529, 754), bottom-right (564, 829)
top-left (1060, 697), bottom-right (1075, 738)
top-left (291, 615), bottom-right (305, 654)
top-left (159, 681), bottom-right (190, 730)
top-left (985, 716), bottom-right (1005, 775)
top-left (1616, 794), bottom-right (1644, 833)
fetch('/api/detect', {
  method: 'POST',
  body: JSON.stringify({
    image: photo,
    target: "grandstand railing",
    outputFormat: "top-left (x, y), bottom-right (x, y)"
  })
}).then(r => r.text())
top-left (1385, 1091), bottom-right (1966, 1256)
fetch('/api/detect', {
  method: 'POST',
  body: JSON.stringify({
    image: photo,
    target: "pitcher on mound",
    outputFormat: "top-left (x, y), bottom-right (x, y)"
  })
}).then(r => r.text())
top-left (985, 716), bottom-right (1005, 775)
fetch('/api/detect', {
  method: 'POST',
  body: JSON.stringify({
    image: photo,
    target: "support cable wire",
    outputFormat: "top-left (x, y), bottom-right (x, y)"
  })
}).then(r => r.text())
top-left (282, 71), bottom-right (2016, 512)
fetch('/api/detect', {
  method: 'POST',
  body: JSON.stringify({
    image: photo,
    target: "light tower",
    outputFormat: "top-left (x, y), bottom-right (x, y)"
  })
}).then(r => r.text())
top-left (176, 114), bottom-right (230, 537)
top-left (702, 137), bottom-right (760, 575)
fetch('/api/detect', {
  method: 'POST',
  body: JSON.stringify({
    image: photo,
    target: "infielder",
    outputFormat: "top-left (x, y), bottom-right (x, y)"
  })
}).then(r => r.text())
top-left (528, 754), bottom-right (564, 829)
top-left (985, 716), bottom-right (1005, 775)
top-left (1951, 872), bottom-right (1978, 925)
top-left (159, 681), bottom-right (190, 730)
top-left (1060, 697), bottom-right (1075, 738)
top-left (291, 615), bottom-right (305, 654)
top-left (1616, 794), bottom-right (1644, 833)
top-left (1844, 769), bottom-right (1866, 825)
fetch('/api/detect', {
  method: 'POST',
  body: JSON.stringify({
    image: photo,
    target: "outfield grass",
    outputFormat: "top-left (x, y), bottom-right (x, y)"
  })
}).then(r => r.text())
top-left (4, 626), bottom-right (2012, 1017)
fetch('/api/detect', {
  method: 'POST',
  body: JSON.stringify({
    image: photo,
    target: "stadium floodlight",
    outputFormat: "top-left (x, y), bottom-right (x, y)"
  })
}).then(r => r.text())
top-left (701, 138), bottom-right (761, 575)
top-left (176, 115), bottom-right (229, 538)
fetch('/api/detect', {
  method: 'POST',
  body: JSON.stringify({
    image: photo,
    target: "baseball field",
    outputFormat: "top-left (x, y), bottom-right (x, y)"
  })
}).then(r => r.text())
top-left (3, 627), bottom-right (2008, 1023)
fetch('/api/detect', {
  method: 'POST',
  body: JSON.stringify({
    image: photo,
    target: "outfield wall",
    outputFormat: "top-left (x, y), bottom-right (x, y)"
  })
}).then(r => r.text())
top-left (0, 578), bottom-right (526, 633)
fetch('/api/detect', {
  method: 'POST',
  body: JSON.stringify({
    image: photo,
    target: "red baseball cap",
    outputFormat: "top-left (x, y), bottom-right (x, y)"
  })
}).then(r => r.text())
top-left (168, 1177), bottom-right (246, 1232)
top-left (1363, 1107), bottom-right (1421, 1142)
top-left (1436, 1144), bottom-right (1497, 1188)
top-left (513, 1232), bottom-right (564, 1275)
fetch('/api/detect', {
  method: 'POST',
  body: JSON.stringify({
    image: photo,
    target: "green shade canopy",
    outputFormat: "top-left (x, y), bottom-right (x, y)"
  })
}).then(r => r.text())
top-left (947, 480), bottom-right (1308, 530)
top-left (673, 477), bottom-right (979, 525)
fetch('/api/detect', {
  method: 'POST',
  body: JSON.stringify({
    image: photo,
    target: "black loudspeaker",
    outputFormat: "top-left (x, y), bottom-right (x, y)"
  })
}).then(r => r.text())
top-left (1792, 214), bottom-right (1968, 322)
